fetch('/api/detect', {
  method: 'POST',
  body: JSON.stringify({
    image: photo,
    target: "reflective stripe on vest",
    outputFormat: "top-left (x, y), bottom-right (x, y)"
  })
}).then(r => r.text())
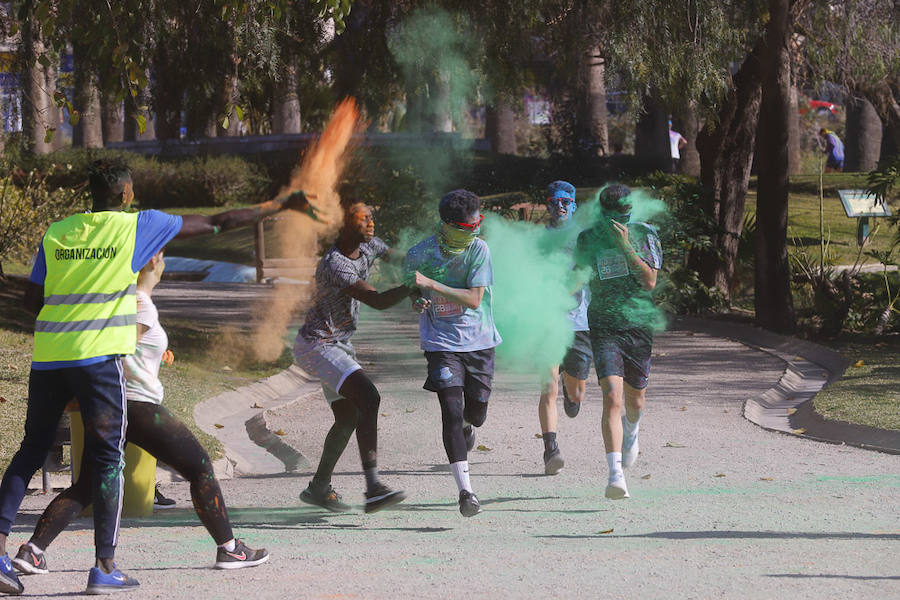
top-left (34, 211), bottom-right (140, 363)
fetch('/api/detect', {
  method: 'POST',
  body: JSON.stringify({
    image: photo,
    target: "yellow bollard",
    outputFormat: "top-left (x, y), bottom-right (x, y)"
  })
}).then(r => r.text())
top-left (69, 411), bottom-right (157, 517)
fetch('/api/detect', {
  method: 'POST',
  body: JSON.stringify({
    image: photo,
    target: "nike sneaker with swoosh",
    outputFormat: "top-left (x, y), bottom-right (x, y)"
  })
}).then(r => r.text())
top-left (0, 553), bottom-right (24, 595)
top-left (214, 540), bottom-right (269, 569)
top-left (85, 566), bottom-right (139, 594)
top-left (12, 544), bottom-right (48, 575)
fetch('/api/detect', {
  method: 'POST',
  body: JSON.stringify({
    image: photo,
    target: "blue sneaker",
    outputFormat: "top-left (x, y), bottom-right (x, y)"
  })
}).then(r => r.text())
top-left (0, 553), bottom-right (24, 595)
top-left (85, 566), bottom-right (139, 595)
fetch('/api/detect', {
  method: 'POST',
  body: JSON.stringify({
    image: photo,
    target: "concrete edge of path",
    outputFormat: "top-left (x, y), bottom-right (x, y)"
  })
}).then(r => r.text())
top-left (193, 365), bottom-right (321, 477)
top-left (677, 316), bottom-right (900, 455)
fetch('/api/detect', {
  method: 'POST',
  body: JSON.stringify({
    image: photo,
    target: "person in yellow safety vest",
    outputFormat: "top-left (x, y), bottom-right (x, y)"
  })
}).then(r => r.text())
top-left (0, 159), bottom-right (314, 596)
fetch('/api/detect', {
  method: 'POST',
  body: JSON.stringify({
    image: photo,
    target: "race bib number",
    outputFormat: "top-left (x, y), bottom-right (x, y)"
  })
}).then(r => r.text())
top-left (597, 249), bottom-right (629, 280)
top-left (432, 293), bottom-right (463, 318)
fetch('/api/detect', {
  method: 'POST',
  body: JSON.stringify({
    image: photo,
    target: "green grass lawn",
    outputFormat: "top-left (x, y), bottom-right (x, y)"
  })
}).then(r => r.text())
top-left (0, 276), bottom-right (291, 473)
top-left (814, 336), bottom-right (900, 431)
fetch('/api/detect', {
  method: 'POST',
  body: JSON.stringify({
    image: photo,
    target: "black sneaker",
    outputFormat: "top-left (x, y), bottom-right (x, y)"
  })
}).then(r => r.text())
top-left (153, 488), bottom-right (176, 510)
top-left (300, 481), bottom-right (351, 512)
top-left (214, 540), bottom-right (269, 570)
top-left (364, 483), bottom-right (406, 513)
top-left (543, 447), bottom-right (565, 475)
top-left (458, 490), bottom-right (483, 517)
top-left (12, 544), bottom-right (48, 575)
top-left (463, 425), bottom-right (476, 452)
top-left (0, 553), bottom-right (24, 595)
top-left (562, 376), bottom-right (580, 418)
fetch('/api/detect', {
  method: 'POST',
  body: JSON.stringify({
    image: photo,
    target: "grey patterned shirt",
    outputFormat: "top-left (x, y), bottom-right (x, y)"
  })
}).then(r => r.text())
top-left (298, 237), bottom-right (388, 343)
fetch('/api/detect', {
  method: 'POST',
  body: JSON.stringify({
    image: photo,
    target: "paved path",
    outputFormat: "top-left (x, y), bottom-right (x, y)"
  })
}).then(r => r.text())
top-left (10, 299), bottom-right (899, 599)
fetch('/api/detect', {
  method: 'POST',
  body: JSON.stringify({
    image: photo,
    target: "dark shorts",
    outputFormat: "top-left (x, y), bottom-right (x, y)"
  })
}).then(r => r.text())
top-left (423, 348), bottom-right (495, 403)
top-left (590, 327), bottom-right (653, 390)
top-left (561, 330), bottom-right (593, 381)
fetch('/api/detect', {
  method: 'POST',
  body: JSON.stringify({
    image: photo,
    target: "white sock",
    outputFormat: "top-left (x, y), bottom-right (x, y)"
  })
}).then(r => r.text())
top-left (218, 539), bottom-right (236, 552)
top-left (450, 461), bottom-right (472, 493)
top-left (27, 542), bottom-right (43, 555)
top-left (623, 412), bottom-right (641, 438)
top-left (606, 452), bottom-right (623, 479)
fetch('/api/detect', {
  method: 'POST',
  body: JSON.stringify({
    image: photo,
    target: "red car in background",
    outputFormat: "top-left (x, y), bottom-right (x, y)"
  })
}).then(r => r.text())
top-left (799, 99), bottom-right (840, 117)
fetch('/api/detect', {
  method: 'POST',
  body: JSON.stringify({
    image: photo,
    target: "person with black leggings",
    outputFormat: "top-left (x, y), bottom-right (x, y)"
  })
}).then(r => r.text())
top-left (12, 249), bottom-right (268, 577)
top-left (293, 201), bottom-right (412, 513)
top-left (405, 190), bottom-right (502, 517)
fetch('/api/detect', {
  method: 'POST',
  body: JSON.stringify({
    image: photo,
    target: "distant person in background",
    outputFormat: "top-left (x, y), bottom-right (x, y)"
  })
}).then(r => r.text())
top-left (668, 120), bottom-right (686, 173)
top-left (819, 128), bottom-right (844, 172)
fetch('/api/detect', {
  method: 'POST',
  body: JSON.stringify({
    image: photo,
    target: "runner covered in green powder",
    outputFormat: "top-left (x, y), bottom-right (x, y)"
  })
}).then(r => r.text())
top-left (537, 181), bottom-right (593, 475)
top-left (574, 184), bottom-right (663, 499)
top-left (405, 190), bottom-right (501, 517)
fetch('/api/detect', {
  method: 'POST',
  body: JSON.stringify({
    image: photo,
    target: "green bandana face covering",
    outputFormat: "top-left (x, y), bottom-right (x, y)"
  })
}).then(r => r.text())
top-left (438, 222), bottom-right (478, 255)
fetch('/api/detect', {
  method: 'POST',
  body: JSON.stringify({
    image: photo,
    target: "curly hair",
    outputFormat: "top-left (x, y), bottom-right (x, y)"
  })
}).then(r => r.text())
top-left (439, 189), bottom-right (481, 223)
top-left (598, 183), bottom-right (632, 212)
top-left (88, 159), bottom-right (132, 210)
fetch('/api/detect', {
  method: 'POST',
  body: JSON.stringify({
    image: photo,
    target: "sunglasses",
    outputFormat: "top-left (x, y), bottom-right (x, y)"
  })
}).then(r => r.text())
top-left (450, 214), bottom-right (484, 230)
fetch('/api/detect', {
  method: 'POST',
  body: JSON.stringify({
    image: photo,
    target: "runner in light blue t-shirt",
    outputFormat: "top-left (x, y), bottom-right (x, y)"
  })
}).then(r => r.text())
top-left (405, 190), bottom-right (501, 518)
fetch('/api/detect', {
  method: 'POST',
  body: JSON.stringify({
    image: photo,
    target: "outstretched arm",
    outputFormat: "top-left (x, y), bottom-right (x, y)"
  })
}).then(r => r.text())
top-left (175, 190), bottom-right (316, 239)
top-left (342, 280), bottom-right (413, 310)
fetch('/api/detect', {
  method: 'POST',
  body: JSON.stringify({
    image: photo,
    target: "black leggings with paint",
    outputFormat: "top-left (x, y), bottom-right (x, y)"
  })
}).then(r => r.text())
top-left (31, 401), bottom-right (233, 550)
top-left (438, 386), bottom-right (488, 464)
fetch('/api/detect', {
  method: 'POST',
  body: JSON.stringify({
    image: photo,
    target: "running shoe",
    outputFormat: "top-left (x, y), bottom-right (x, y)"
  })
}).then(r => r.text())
top-left (364, 482), bottom-right (406, 513)
top-left (12, 544), bottom-right (48, 575)
top-left (85, 565), bottom-right (139, 594)
top-left (543, 447), bottom-right (565, 475)
top-left (605, 474), bottom-right (630, 500)
top-left (0, 554), bottom-right (24, 595)
top-left (622, 432), bottom-right (639, 470)
top-left (458, 490), bottom-right (483, 517)
top-left (153, 487), bottom-right (176, 510)
top-left (214, 540), bottom-right (269, 569)
top-left (463, 425), bottom-right (476, 452)
top-left (300, 481), bottom-right (351, 513)
top-left (562, 377), bottom-right (580, 418)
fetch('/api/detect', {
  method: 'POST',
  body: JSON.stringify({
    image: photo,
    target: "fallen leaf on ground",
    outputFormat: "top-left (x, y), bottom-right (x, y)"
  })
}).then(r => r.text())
top-left (760, 477), bottom-right (774, 481)
top-left (786, 408), bottom-right (797, 415)
top-left (214, 423), bottom-right (224, 429)
top-left (251, 402), bottom-right (264, 409)
top-left (680, 406), bottom-right (687, 411)
top-left (222, 366), bottom-right (232, 372)
top-left (381, 412), bottom-right (388, 416)
top-left (792, 428), bottom-right (807, 434)
top-left (664, 442), bottom-right (686, 448)
top-left (476, 444), bottom-right (492, 451)
top-left (641, 474), bottom-right (651, 480)
top-left (274, 429), bottom-right (286, 436)
top-left (535, 433), bottom-right (543, 438)
top-left (598, 528), bottom-right (614, 534)
top-left (0, 396), bottom-right (5, 403)
top-left (723, 409), bottom-right (729, 413)
top-left (714, 473), bottom-right (726, 478)
top-left (405, 408), bottom-right (416, 413)
top-left (853, 359), bottom-right (865, 368)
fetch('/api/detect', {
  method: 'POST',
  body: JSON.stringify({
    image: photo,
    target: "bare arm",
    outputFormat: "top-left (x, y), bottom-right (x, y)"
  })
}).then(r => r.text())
top-left (414, 272), bottom-right (484, 310)
top-left (24, 282), bottom-right (43, 314)
top-left (342, 280), bottom-right (413, 310)
top-left (175, 190), bottom-right (314, 239)
top-left (610, 221), bottom-right (658, 291)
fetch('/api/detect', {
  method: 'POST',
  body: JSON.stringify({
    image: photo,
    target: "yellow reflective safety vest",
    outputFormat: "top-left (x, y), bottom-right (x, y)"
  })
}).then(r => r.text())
top-left (33, 211), bottom-right (139, 363)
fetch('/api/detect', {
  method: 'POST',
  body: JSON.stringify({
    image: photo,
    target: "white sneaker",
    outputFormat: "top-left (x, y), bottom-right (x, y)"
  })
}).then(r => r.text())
top-left (622, 434), bottom-right (639, 469)
top-left (605, 474), bottom-right (630, 499)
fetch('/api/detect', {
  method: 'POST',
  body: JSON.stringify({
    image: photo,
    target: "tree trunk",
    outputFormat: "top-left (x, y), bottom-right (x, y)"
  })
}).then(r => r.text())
top-left (217, 70), bottom-right (241, 137)
top-left (754, 0), bottom-right (796, 333)
top-left (485, 101), bottom-right (516, 155)
top-left (678, 100), bottom-right (701, 176)
top-left (429, 72), bottom-right (453, 133)
top-left (844, 95), bottom-right (882, 172)
top-left (272, 63), bottom-right (302, 134)
top-left (101, 92), bottom-right (124, 144)
top-left (694, 41), bottom-right (764, 298)
top-left (45, 61), bottom-right (65, 151)
top-left (21, 6), bottom-right (52, 154)
top-left (634, 93), bottom-right (670, 172)
top-left (788, 81), bottom-right (802, 175)
top-left (152, 45), bottom-right (183, 141)
top-left (71, 55), bottom-right (103, 149)
top-left (578, 45), bottom-right (608, 155)
top-left (862, 77), bottom-right (900, 152)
